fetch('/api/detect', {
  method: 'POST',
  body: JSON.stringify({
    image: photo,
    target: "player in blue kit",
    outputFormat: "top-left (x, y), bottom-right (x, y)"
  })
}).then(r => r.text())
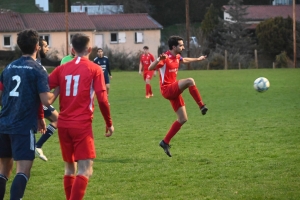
top-left (94, 48), bottom-right (112, 100)
top-left (0, 29), bottom-right (55, 200)
top-left (34, 38), bottom-right (59, 161)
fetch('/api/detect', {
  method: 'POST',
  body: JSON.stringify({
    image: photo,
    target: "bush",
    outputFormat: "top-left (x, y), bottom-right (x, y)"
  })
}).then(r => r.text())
top-left (275, 51), bottom-right (293, 68)
top-left (89, 46), bottom-right (141, 71)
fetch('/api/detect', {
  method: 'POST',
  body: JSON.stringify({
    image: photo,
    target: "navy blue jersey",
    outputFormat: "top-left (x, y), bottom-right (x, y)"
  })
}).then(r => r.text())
top-left (0, 56), bottom-right (50, 135)
top-left (93, 56), bottom-right (111, 77)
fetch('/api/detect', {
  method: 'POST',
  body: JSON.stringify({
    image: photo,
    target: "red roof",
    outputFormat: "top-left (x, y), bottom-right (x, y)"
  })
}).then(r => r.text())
top-left (21, 13), bottom-right (96, 32)
top-left (0, 12), bottom-right (162, 32)
top-left (0, 12), bottom-right (26, 32)
top-left (89, 13), bottom-right (163, 31)
top-left (223, 5), bottom-right (300, 21)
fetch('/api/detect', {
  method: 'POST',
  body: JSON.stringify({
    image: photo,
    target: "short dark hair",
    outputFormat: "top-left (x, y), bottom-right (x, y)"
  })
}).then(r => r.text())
top-left (97, 48), bottom-right (103, 51)
top-left (143, 46), bottom-right (149, 50)
top-left (71, 33), bottom-right (90, 54)
top-left (17, 29), bottom-right (39, 55)
top-left (168, 35), bottom-right (183, 50)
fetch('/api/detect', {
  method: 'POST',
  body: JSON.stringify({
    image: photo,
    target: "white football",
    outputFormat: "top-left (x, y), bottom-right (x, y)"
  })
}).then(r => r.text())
top-left (254, 77), bottom-right (270, 92)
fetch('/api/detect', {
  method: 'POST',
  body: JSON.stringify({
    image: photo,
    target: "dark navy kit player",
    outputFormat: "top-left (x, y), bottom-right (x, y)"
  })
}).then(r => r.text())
top-left (35, 38), bottom-right (59, 162)
top-left (0, 29), bottom-right (55, 200)
top-left (94, 48), bottom-right (112, 99)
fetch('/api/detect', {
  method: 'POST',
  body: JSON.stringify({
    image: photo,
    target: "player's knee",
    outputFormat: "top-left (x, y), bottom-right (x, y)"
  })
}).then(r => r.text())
top-left (178, 117), bottom-right (187, 124)
top-left (187, 78), bottom-right (195, 86)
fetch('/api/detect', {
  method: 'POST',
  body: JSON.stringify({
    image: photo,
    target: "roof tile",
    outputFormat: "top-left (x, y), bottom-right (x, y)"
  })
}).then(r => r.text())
top-left (223, 5), bottom-right (300, 21)
top-left (0, 12), bottom-right (26, 32)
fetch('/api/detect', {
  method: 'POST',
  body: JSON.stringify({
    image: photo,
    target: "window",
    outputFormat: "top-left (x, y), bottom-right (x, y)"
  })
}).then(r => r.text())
top-left (110, 33), bottom-right (118, 43)
top-left (40, 35), bottom-right (50, 47)
top-left (110, 32), bottom-right (126, 43)
top-left (135, 32), bottom-right (143, 43)
top-left (3, 36), bottom-right (11, 47)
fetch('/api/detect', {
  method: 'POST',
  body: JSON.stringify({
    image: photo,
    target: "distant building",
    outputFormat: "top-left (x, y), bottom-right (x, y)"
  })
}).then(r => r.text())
top-left (71, 4), bottom-right (123, 15)
top-left (272, 0), bottom-right (292, 5)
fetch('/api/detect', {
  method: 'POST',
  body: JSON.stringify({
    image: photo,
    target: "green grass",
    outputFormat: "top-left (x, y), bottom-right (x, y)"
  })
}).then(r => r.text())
top-left (4, 69), bottom-right (300, 199)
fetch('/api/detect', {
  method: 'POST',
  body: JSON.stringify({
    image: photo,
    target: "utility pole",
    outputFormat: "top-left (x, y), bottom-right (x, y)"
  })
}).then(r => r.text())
top-left (185, 0), bottom-right (191, 70)
top-left (293, 0), bottom-right (296, 68)
top-left (65, 0), bottom-right (69, 55)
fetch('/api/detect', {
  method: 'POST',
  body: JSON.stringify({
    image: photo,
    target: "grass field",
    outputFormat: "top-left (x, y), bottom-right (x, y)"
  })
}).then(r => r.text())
top-left (3, 68), bottom-right (300, 200)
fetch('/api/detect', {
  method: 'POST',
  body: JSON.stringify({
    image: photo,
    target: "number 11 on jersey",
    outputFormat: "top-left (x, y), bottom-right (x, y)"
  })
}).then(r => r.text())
top-left (65, 75), bottom-right (80, 96)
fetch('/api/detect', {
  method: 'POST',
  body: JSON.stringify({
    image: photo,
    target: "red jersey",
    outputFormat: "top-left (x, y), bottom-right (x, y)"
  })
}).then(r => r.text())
top-left (154, 50), bottom-right (183, 88)
top-left (140, 53), bottom-right (155, 73)
top-left (49, 57), bottom-right (111, 128)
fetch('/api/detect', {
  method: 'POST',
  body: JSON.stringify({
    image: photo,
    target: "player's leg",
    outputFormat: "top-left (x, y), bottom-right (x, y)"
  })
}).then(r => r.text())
top-left (105, 75), bottom-right (110, 104)
top-left (146, 71), bottom-right (154, 97)
top-left (143, 73), bottom-right (150, 98)
top-left (10, 131), bottom-right (35, 199)
top-left (0, 134), bottom-right (13, 199)
top-left (35, 105), bottom-right (58, 161)
top-left (178, 78), bottom-right (208, 115)
top-left (58, 127), bottom-right (77, 200)
top-left (69, 159), bottom-right (93, 200)
top-left (69, 125), bottom-right (95, 200)
top-left (159, 84), bottom-right (186, 157)
top-left (64, 162), bottom-right (76, 200)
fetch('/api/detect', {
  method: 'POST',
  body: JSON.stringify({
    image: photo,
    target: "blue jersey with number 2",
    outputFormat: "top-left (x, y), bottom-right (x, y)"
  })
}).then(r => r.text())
top-left (0, 56), bottom-right (50, 135)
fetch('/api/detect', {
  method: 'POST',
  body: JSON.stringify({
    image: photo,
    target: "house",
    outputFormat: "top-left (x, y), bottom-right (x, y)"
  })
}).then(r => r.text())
top-left (223, 5), bottom-right (300, 29)
top-left (0, 12), bottom-right (163, 58)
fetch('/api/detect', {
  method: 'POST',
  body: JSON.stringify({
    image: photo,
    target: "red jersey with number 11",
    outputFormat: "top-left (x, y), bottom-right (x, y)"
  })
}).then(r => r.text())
top-left (49, 57), bottom-right (109, 128)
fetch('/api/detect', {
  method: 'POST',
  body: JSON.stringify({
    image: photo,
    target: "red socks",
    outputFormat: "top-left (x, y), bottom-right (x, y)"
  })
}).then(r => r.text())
top-left (164, 121), bottom-right (182, 144)
top-left (146, 84), bottom-right (152, 96)
top-left (64, 175), bottom-right (75, 200)
top-left (189, 85), bottom-right (204, 107)
top-left (69, 175), bottom-right (88, 200)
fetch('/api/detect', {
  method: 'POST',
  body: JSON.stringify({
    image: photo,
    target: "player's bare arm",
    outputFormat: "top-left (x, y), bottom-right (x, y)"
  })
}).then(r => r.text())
top-left (181, 55), bottom-right (206, 64)
top-left (139, 61), bottom-right (143, 74)
top-left (39, 92), bottom-right (55, 107)
top-left (148, 53), bottom-right (167, 70)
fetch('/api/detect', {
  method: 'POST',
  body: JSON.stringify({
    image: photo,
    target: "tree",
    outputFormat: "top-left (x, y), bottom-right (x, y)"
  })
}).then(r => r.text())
top-left (201, 4), bottom-right (220, 36)
top-left (52, 0), bottom-right (71, 12)
top-left (115, 0), bottom-right (153, 14)
top-left (256, 16), bottom-right (298, 57)
top-left (217, 0), bottom-right (256, 54)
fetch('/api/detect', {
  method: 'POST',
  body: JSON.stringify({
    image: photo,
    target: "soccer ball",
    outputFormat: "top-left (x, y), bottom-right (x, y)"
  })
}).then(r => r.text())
top-left (253, 77), bottom-right (270, 92)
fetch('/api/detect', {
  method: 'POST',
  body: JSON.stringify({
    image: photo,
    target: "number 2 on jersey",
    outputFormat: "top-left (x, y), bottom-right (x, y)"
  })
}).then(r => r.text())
top-left (65, 75), bottom-right (80, 96)
top-left (9, 75), bottom-right (21, 97)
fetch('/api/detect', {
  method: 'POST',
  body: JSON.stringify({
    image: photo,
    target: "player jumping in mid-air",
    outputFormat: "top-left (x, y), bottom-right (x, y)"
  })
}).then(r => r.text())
top-left (149, 35), bottom-right (208, 157)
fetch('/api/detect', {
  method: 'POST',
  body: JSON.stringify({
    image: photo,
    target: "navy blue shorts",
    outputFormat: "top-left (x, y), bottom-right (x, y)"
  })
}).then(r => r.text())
top-left (43, 105), bottom-right (56, 118)
top-left (0, 130), bottom-right (36, 161)
top-left (104, 74), bottom-right (110, 84)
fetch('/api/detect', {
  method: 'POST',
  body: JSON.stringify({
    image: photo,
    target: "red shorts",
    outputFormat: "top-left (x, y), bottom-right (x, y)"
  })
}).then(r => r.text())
top-left (143, 71), bottom-right (154, 81)
top-left (161, 81), bottom-right (185, 112)
top-left (58, 125), bottom-right (96, 162)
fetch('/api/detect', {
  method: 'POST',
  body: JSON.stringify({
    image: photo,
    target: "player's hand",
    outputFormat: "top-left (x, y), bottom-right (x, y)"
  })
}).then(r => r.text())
top-left (139, 71), bottom-right (142, 75)
top-left (154, 71), bottom-right (157, 77)
top-left (38, 119), bottom-right (46, 134)
top-left (198, 55), bottom-right (207, 61)
top-left (110, 76), bottom-right (112, 79)
top-left (105, 125), bottom-right (114, 137)
top-left (158, 53), bottom-right (167, 61)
